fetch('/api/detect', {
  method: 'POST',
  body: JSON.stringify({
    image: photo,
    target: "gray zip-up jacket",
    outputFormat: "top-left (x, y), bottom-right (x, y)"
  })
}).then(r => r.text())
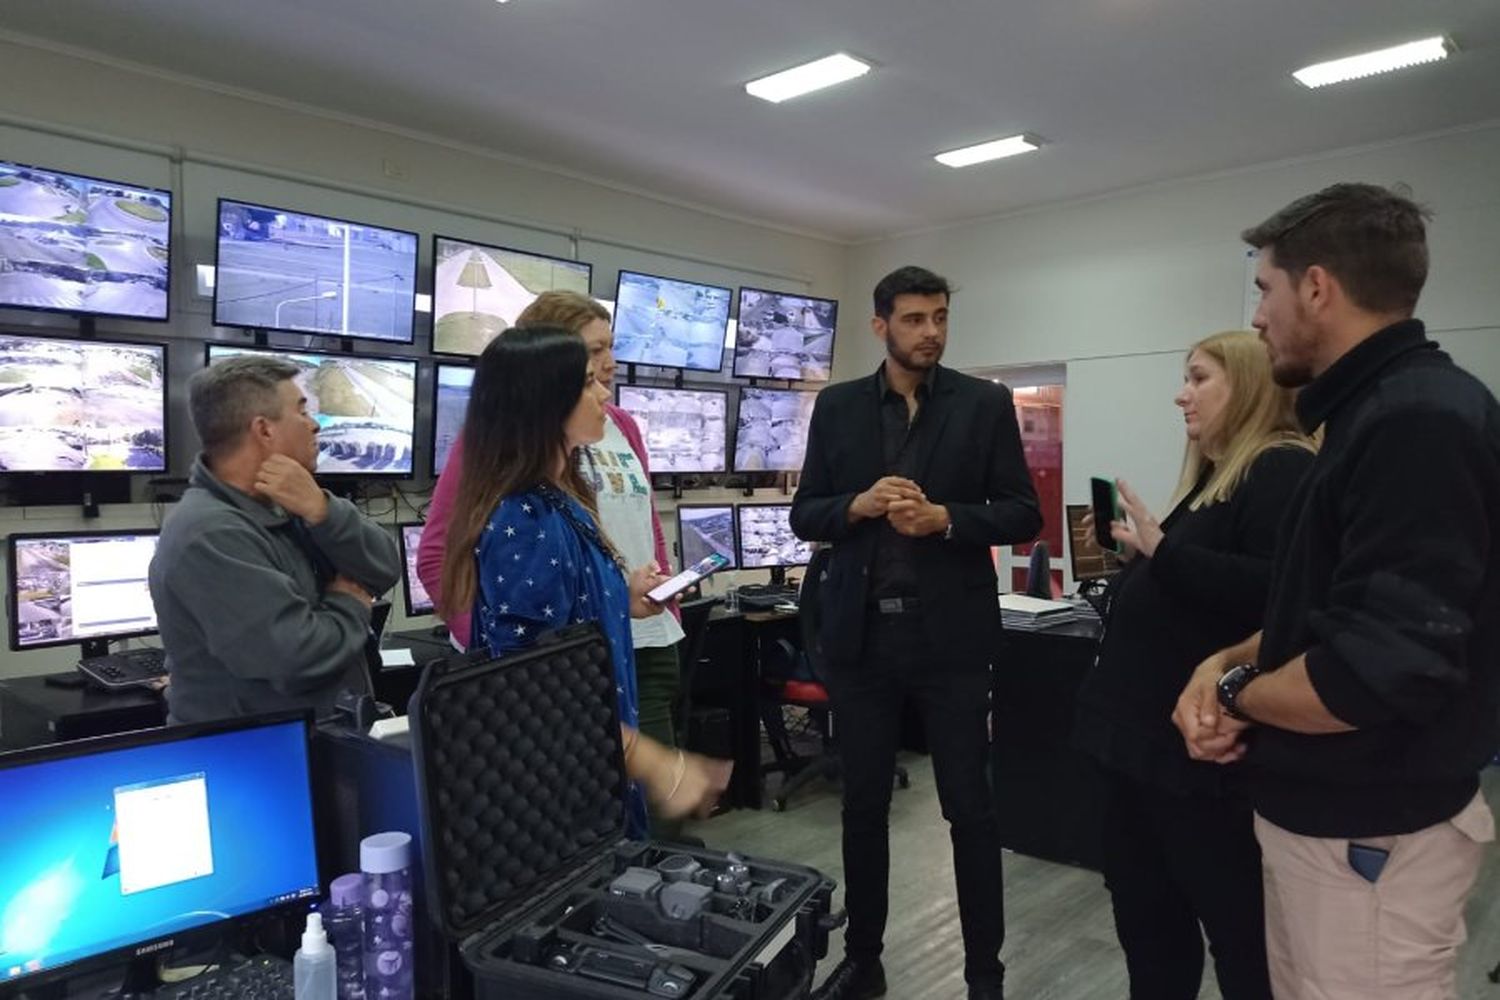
top-left (149, 456), bottom-right (401, 725)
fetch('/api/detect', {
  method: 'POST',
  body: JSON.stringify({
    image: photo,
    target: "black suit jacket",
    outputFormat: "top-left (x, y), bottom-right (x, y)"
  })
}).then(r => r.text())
top-left (790, 364), bottom-right (1041, 666)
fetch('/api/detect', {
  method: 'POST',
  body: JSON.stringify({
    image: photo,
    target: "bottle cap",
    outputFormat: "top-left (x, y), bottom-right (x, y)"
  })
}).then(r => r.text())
top-left (330, 872), bottom-right (363, 908)
top-left (301, 911), bottom-right (331, 956)
top-left (360, 831), bottom-right (413, 874)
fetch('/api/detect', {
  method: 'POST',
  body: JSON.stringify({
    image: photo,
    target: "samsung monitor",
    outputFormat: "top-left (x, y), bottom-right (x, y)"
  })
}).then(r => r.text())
top-left (0, 333), bottom-right (167, 473)
top-left (611, 270), bottom-right (732, 373)
top-left (733, 387), bottom-right (817, 473)
top-left (396, 522), bottom-right (434, 617)
top-left (0, 712), bottom-right (321, 993)
top-left (1066, 503), bottom-right (1122, 582)
top-left (732, 288), bottom-right (837, 382)
top-left (613, 385), bottom-right (727, 474)
top-left (0, 159), bottom-right (171, 322)
top-left (205, 344), bottom-right (417, 477)
top-left (430, 362), bottom-right (473, 477)
top-left (431, 236), bottom-right (592, 357)
top-left (7, 529), bottom-right (160, 658)
top-left (213, 198), bottom-right (418, 343)
top-left (736, 503), bottom-right (813, 570)
top-left (674, 505), bottom-right (737, 572)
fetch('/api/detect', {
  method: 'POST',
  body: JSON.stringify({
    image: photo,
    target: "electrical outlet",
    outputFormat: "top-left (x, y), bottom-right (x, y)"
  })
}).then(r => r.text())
top-left (381, 158), bottom-right (409, 181)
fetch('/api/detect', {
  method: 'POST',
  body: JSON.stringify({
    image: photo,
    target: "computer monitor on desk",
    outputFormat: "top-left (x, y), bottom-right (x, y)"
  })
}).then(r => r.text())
top-left (735, 503), bottom-right (812, 588)
top-left (7, 529), bottom-right (160, 660)
top-left (1065, 503), bottom-right (1121, 587)
top-left (675, 504), bottom-right (738, 572)
top-left (0, 712), bottom-right (321, 993)
top-left (395, 522), bottom-right (434, 618)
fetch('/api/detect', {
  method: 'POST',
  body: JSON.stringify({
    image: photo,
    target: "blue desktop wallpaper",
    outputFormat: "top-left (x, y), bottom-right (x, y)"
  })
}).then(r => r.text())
top-left (0, 720), bottom-right (319, 986)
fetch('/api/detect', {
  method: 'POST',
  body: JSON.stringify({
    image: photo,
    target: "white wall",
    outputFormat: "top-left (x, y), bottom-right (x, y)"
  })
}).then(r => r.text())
top-left (844, 123), bottom-right (1500, 588)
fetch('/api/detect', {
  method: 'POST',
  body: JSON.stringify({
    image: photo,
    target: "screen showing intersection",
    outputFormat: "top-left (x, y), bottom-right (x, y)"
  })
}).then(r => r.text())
top-left (732, 288), bottom-right (837, 382)
top-left (0, 159), bottom-right (171, 321)
top-left (733, 387), bottom-right (816, 473)
top-left (736, 504), bottom-right (814, 568)
top-left (431, 237), bottom-right (592, 357)
top-left (0, 717), bottom-right (319, 988)
top-left (611, 271), bottom-right (732, 372)
top-left (206, 345), bottom-right (416, 476)
top-left (9, 531), bottom-right (160, 651)
top-left (614, 386), bottom-right (727, 473)
top-left (213, 199), bottom-right (417, 343)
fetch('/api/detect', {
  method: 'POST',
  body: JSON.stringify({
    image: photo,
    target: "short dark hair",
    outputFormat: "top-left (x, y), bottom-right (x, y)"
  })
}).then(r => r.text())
top-left (189, 354), bottom-right (301, 454)
top-left (873, 266), bottom-right (952, 320)
top-left (1241, 182), bottom-right (1431, 315)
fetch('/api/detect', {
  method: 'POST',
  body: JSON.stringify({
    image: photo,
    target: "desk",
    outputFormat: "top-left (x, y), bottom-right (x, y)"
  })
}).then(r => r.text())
top-left (0, 673), bottom-right (166, 751)
top-left (991, 619), bottom-right (1105, 870)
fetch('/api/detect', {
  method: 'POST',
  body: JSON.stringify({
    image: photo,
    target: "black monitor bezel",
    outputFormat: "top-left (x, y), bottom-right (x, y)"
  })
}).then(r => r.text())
top-left (211, 196), bottom-right (419, 345)
top-left (428, 234), bottom-right (593, 359)
top-left (734, 501), bottom-right (811, 569)
top-left (429, 360), bottom-right (474, 479)
top-left (673, 503), bottom-right (739, 572)
top-left (730, 385), bottom-right (818, 474)
top-left (612, 383), bottom-right (730, 474)
top-left (1065, 503), bottom-right (1122, 582)
top-left (6, 526), bottom-right (162, 653)
top-left (203, 342), bottom-right (420, 480)
top-left (610, 268), bottom-right (733, 374)
top-left (0, 709), bottom-right (321, 995)
top-left (0, 329), bottom-right (170, 476)
top-left (730, 286), bottom-right (839, 383)
top-left (0, 157), bottom-right (174, 324)
top-left (395, 520), bottom-right (434, 618)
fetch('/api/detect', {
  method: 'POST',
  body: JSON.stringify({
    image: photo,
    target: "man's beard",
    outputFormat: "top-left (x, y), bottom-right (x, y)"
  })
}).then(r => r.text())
top-left (888, 339), bottom-right (942, 372)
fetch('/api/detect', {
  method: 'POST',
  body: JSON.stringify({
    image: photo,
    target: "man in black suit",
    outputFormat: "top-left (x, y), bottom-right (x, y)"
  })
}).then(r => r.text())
top-left (792, 266), bottom-right (1041, 1000)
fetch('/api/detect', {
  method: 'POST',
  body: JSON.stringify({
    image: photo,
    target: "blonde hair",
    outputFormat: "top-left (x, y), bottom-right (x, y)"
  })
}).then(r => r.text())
top-left (1173, 331), bottom-right (1315, 510)
top-left (515, 289), bottom-right (610, 331)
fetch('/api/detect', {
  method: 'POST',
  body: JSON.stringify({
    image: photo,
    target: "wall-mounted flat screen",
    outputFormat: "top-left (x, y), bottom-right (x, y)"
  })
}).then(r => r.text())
top-left (735, 503), bottom-right (813, 569)
top-left (213, 199), bottom-right (417, 343)
top-left (431, 236), bottom-right (592, 357)
top-left (431, 362), bottom-right (473, 477)
top-left (732, 288), bottom-right (837, 382)
top-left (0, 159), bottom-right (171, 321)
top-left (611, 270), bottom-right (731, 373)
top-left (205, 344), bottom-right (416, 477)
top-left (675, 505), bottom-right (737, 572)
top-left (614, 385), bottom-right (727, 474)
top-left (733, 387), bottom-right (817, 473)
top-left (0, 333), bottom-right (166, 472)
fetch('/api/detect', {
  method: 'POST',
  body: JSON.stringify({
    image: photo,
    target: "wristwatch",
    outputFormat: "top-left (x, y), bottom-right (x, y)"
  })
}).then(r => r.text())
top-left (942, 519), bottom-right (955, 541)
top-left (1216, 662), bottom-right (1264, 722)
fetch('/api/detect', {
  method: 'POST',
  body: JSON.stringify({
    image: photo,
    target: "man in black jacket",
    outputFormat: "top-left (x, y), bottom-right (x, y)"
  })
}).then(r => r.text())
top-left (792, 266), bottom-right (1041, 1000)
top-left (1174, 183), bottom-right (1500, 999)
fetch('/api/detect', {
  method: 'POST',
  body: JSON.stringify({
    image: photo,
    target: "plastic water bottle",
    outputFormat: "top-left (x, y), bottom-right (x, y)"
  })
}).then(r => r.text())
top-left (324, 873), bottom-right (366, 1000)
top-left (360, 832), bottom-right (415, 1000)
top-left (293, 911), bottom-right (337, 1000)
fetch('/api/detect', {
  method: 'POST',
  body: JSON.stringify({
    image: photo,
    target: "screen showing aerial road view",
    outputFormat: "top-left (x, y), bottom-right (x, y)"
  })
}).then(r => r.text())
top-left (0, 334), bottom-right (166, 472)
top-left (431, 237), bottom-right (592, 357)
top-left (612, 271), bottom-right (731, 373)
top-left (615, 386), bottom-right (727, 473)
top-left (214, 200), bottom-right (417, 342)
top-left (0, 160), bottom-right (171, 320)
top-left (431, 363), bottom-right (473, 475)
top-left (677, 505), bottom-right (737, 571)
top-left (10, 533), bottom-right (160, 649)
top-left (207, 346), bottom-right (416, 475)
top-left (734, 387), bottom-right (817, 472)
top-left (732, 289), bottom-right (837, 382)
top-left (737, 505), bottom-right (813, 568)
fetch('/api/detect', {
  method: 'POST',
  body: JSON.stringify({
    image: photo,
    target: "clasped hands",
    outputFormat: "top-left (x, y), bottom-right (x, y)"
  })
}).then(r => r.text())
top-left (1171, 653), bottom-right (1251, 764)
top-left (852, 476), bottom-right (950, 537)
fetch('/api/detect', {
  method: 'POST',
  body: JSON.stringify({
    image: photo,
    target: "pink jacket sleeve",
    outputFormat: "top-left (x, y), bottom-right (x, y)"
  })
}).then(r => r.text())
top-left (417, 433), bottom-right (471, 648)
top-left (606, 402), bottom-right (681, 623)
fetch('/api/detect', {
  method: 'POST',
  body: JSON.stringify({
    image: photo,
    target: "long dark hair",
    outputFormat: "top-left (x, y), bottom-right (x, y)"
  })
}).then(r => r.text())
top-left (440, 326), bottom-right (595, 619)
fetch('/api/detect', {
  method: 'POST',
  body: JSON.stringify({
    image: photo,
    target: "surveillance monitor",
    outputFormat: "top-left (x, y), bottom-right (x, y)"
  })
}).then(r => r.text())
top-left (431, 236), bottom-right (592, 357)
top-left (396, 522), bottom-right (434, 617)
top-left (732, 288), bottom-right (837, 382)
top-left (431, 362), bottom-right (473, 477)
top-left (7, 529), bottom-right (160, 657)
top-left (735, 503), bottom-right (813, 569)
top-left (614, 385), bottom-right (727, 474)
top-left (675, 505), bottom-right (737, 572)
top-left (733, 387), bottom-right (817, 473)
top-left (611, 270), bottom-right (732, 373)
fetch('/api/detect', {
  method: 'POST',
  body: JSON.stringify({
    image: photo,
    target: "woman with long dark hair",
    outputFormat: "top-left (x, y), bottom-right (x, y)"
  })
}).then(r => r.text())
top-left (439, 326), bottom-right (726, 833)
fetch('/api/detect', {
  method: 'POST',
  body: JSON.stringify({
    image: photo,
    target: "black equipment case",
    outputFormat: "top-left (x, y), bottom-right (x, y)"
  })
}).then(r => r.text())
top-left (409, 625), bottom-right (836, 1000)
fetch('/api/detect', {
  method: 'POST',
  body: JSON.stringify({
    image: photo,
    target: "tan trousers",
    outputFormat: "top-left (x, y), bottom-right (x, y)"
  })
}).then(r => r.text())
top-left (1255, 793), bottom-right (1495, 1000)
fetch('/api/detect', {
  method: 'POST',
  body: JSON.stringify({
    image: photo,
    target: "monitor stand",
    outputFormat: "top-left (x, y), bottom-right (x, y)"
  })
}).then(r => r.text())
top-left (80, 637), bottom-right (111, 661)
top-left (768, 567), bottom-right (787, 588)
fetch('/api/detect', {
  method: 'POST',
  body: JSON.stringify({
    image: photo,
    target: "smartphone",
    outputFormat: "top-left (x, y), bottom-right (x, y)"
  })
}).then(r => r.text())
top-left (647, 552), bottom-right (730, 604)
top-left (1090, 477), bottom-right (1121, 552)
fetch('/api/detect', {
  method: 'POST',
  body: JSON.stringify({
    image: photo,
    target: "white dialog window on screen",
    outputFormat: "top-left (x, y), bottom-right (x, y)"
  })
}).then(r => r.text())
top-left (113, 772), bottom-right (215, 895)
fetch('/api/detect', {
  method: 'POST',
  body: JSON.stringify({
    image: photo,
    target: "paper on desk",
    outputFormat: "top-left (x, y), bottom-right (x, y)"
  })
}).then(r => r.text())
top-left (380, 648), bottom-right (416, 667)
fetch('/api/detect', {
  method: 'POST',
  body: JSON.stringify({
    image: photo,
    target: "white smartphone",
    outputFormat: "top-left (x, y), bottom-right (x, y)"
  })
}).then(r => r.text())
top-left (648, 552), bottom-right (731, 604)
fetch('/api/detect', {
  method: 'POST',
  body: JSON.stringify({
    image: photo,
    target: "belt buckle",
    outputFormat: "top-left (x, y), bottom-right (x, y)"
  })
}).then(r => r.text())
top-left (878, 597), bottom-right (903, 614)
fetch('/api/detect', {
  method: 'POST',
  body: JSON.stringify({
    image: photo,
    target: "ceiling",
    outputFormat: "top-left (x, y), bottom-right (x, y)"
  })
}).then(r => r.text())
top-left (2, 0), bottom-right (1498, 242)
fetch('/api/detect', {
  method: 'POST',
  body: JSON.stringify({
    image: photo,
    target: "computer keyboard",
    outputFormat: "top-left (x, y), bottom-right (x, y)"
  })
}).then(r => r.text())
top-left (734, 584), bottom-right (801, 610)
top-left (77, 647), bottom-right (168, 691)
top-left (154, 955), bottom-right (293, 1000)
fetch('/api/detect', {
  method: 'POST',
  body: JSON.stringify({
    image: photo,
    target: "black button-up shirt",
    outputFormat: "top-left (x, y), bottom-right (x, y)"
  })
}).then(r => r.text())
top-left (869, 364), bottom-right (936, 599)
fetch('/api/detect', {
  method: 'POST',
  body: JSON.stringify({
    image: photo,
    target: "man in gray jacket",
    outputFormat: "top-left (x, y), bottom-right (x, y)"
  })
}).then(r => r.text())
top-left (150, 354), bottom-right (401, 724)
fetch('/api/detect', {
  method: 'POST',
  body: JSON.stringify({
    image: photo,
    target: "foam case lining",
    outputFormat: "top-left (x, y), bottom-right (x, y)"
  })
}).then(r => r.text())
top-left (411, 624), bottom-right (834, 999)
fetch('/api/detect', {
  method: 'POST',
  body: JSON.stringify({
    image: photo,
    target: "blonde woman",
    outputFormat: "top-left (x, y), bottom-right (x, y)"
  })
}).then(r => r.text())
top-left (1075, 331), bottom-right (1315, 1000)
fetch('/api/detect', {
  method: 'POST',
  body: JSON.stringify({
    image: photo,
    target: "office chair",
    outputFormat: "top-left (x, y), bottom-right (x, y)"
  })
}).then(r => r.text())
top-left (761, 548), bottom-right (909, 811)
top-left (673, 596), bottom-right (726, 756)
top-left (1024, 541), bottom-right (1054, 599)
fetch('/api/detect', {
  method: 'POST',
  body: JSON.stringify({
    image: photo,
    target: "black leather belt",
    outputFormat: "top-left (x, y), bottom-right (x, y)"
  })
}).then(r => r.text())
top-left (871, 596), bottom-right (922, 614)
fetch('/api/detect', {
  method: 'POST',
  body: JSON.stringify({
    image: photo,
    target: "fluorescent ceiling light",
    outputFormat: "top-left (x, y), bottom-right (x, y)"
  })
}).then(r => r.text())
top-left (745, 53), bottom-right (871, 104)
top-left (934, 134), bottom-right (1042, 169)
top-left (1293, 36), bottom-right (1453, 89)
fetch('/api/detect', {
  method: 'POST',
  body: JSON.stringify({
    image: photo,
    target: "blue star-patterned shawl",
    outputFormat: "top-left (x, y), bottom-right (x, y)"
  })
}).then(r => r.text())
top-left (472, 482), bottom-right (647, 837)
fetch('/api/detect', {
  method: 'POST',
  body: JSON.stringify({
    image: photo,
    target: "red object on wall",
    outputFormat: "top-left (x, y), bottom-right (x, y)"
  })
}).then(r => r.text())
top-left (1010, 385), bottom-right (1064, 559)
